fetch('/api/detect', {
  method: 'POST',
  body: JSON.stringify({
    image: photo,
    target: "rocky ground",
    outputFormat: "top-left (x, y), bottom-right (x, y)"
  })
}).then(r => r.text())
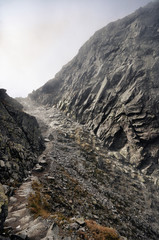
top-left (1, 98), bottom-right (158, 240)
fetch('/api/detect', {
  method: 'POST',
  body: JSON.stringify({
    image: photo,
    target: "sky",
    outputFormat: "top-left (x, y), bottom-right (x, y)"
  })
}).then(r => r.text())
top-left (0, 0), bottom-right (152, 98)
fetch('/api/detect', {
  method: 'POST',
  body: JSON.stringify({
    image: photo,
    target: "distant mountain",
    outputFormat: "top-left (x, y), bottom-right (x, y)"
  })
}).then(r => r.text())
top-left (30, 1), bottom-right (159, 177)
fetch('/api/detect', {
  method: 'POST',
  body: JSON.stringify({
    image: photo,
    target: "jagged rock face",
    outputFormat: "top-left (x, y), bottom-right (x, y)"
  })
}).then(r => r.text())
top-left (30, 2), bottom-right (159, 176)
top-left (0, 89), bottom-right (45, 185)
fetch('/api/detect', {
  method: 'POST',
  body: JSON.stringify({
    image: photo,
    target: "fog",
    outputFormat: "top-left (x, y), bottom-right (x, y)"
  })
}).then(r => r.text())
top-left (0, 0), bottom-right (151, 97)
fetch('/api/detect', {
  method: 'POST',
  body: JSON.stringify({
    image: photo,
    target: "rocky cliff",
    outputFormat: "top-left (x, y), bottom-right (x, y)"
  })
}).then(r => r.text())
top-left (0, 89), bottom-right (45, 186)
top-left (30, 1), bottom-right (159, 178)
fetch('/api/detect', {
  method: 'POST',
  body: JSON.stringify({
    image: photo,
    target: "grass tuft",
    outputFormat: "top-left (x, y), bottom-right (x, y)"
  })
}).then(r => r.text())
top-left (79, 220), bottom-right (120, 240)
top-left (27, 180), bottom-right (51, 219)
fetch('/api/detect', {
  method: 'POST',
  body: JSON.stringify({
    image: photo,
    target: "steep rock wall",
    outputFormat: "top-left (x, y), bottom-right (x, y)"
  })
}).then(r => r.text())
top-left (30, 2), bottom-right (159, 177)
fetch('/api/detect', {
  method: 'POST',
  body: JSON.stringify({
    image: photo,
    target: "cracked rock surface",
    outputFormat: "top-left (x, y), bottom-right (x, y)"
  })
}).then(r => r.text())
top-left (30, 1), bottom-right (159, 177)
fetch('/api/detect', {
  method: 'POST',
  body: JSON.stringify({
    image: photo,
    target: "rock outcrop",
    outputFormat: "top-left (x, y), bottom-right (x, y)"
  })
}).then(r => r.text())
top-left (30, 1), bottom-right (159, 177)
top-left (0, 89), bottom-right (45, 186)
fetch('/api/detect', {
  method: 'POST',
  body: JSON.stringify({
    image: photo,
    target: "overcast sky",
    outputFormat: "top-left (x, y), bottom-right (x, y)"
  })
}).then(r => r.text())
top-left (0, 0), bottom-right (151, 97)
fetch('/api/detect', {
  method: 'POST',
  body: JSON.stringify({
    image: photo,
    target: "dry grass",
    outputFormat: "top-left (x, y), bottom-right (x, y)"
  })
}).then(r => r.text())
top-left (27, 180), bottom-right (51, 219)
top-left (79, 220), bottom-right (120, 240)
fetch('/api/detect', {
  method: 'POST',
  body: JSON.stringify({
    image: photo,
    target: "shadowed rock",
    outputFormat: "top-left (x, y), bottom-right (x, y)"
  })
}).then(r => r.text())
top-left (0, 89), bottom-right (45, 185)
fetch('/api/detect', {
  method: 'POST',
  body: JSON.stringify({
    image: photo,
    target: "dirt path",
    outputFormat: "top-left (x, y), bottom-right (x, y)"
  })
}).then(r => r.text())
top-left (4, 99), bottom-right (95, 239)
top-left (4, 100), bottom-right (81, 239)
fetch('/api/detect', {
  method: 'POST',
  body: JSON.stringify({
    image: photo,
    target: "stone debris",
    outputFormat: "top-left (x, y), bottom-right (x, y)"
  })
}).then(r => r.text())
top-left (4, 97), bottom-right (158, 240)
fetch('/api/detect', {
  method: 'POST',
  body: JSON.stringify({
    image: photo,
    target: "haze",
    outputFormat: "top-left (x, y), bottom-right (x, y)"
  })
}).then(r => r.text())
top-left (0, 0), bottom-right (151, 97)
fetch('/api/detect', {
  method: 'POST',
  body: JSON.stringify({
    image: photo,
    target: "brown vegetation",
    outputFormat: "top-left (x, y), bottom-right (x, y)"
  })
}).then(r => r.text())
top-left (78, 220), bottom-right (120, 240)
top-left (27, 181), bottom-right (51, 219)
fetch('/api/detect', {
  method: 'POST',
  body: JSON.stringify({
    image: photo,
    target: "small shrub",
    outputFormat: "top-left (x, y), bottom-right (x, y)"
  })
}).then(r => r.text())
top-left (79, 220), bottom-right (120, 240)
top-left (27, 180), bottom-right (51, 219)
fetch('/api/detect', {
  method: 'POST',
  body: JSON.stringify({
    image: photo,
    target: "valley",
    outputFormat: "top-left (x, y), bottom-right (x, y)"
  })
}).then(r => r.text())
top-left (1, 2), bottom-right (159, 239)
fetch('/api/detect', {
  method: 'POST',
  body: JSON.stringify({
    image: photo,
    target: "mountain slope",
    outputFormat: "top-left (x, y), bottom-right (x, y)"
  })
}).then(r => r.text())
top-left (30, 1), bottom-right (159, 177)
top-left (8, 98), bottom-right (159, 240)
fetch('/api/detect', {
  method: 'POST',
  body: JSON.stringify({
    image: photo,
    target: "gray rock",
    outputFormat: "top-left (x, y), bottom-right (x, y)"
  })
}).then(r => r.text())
top-left (26, 220), bottom-right (47, 239)
top-left (5, 162), bottom-right (11, 170)
top-left (41, 223), bottom-right (60, 240)
top-left (75, 217), bottom-right (85, 226)
top-left (16, 232), bottom-right (28, 240)
top-left (30, 1), bottom-right (159, 177)
top-left (39, 159), bottom-right (48, 166)
top-left (33, 164), bottom-right (44, 172)
top-left (69, 222), bottom-right (79, 230)
top-left (2, 185), bottom-right (9, 195)
top-left (0, 160), bottom-right (5, 168)
top-left (44, 138), bottom-right (50, 142)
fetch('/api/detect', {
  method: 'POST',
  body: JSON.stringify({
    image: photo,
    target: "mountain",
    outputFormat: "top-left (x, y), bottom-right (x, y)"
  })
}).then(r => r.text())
top-left (30, 1), bottom-right (159, 178)
top-left (2, 1), bottom-right (159, 240)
